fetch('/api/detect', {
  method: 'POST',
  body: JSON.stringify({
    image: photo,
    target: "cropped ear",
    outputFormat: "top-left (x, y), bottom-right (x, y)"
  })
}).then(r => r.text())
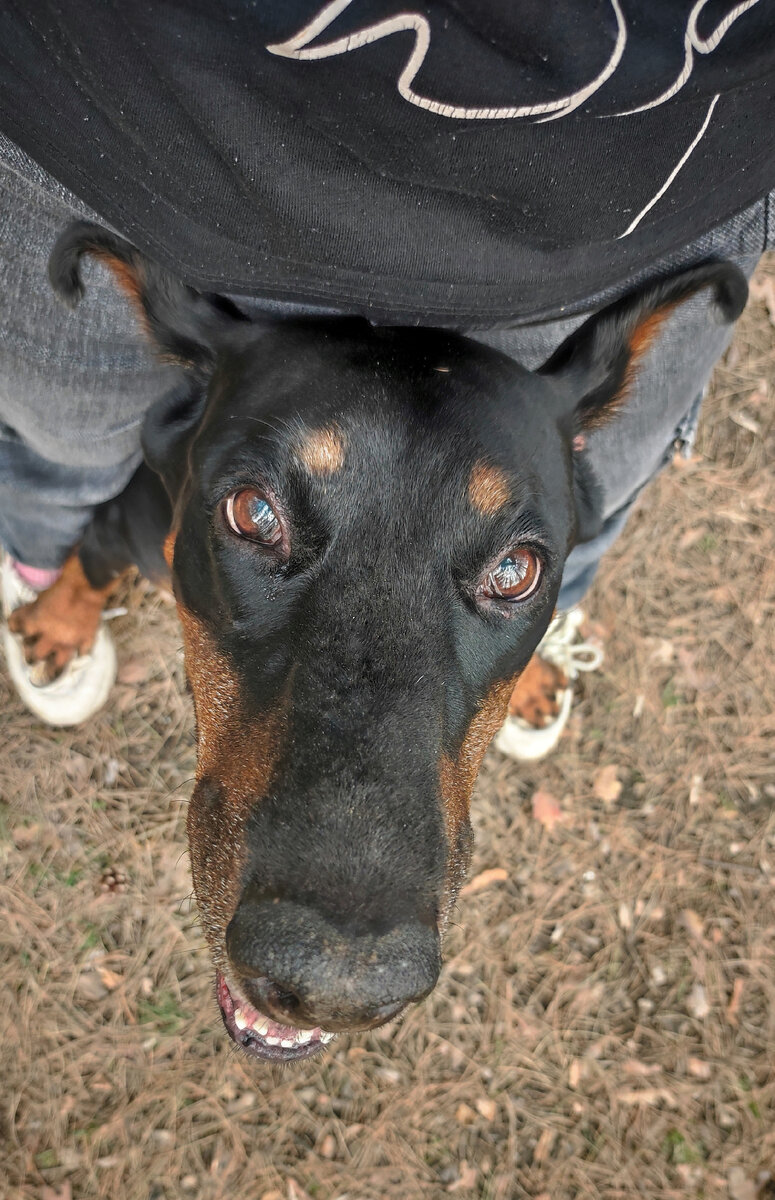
top-left (50, 221), bottom-right (250, 501)
top-left (542, 262), bottom-right (748, 432)
top-left (49, 220), bottom-right (248, 369)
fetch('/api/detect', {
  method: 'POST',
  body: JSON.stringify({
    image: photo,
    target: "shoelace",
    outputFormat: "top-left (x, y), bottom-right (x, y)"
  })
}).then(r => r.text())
top-left (537, 609), bottom-right (604, 681)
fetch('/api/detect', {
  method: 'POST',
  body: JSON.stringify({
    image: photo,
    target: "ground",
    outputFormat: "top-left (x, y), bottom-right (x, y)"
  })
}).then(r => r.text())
top-left (1, 260), bottom-right (774, 1200)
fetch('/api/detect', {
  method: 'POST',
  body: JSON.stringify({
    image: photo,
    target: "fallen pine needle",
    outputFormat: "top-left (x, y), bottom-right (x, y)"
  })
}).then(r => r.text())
top-left (460, 867), bottom-right (508, 896)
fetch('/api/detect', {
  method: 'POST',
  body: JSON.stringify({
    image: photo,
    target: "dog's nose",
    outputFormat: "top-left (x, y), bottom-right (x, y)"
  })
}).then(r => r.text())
top-left (225, 896), bottom-right (441, 1030)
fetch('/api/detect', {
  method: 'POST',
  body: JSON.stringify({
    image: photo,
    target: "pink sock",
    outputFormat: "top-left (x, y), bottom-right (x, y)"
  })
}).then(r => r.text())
top-left (12, 560), bottom-right (62, 591)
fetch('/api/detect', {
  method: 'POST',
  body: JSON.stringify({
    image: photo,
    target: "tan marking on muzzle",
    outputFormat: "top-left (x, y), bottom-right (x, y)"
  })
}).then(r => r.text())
top-left (439, 675), bottom-right (519, 919)
top-left (296, 425), bottom-right (346, 475)
top-left (163, 529), bottom-right (176, 570)
top-left (468, 460), bottom-right (511, 517)
top-left (177, 603), bottom-right (287, 972)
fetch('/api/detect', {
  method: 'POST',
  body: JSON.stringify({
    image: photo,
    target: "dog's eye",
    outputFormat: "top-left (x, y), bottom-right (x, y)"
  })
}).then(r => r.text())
top-left (481, 548), bottom-right (541, 602)
top-left (224, 489), bottom-right (283, 545)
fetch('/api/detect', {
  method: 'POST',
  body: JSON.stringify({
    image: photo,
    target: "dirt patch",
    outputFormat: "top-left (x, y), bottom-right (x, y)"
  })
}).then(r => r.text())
top-left (2, 260), bottom-right (774, 1200)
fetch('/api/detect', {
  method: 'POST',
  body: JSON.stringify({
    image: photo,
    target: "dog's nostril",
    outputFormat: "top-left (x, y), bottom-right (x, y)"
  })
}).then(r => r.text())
top-left (264, 980), bottom-right (302, 1018)
top-left (226, 895), bottom-right (442, 1029)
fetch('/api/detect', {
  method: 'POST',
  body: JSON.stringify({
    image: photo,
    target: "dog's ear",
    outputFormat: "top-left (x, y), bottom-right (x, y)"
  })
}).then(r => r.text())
top-left (541, 262), bottom-right (748, 433)
top-left (50, 221), bottom-right (249, 500)
top-left (541, 261), bottom-right (748, 545)
top-left (49, 220), bottom-right (247, 369)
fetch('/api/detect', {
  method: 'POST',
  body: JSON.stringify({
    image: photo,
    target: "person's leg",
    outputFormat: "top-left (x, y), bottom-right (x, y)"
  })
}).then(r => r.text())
top-left (0, 134), bottom-right (180, 569)
top-left (0, 136), bottom-right (179, 722)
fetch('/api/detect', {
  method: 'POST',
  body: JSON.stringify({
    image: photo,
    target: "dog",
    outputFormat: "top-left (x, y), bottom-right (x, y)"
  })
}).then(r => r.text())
top-left (8, 221), bottom-right (747, 1062)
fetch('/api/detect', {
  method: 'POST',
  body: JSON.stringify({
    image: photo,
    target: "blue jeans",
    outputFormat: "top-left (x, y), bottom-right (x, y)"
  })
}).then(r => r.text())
top-left (0, 132), bottom-right (771, 608)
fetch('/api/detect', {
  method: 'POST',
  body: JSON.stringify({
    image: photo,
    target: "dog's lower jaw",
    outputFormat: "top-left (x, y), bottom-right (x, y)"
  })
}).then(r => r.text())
top-left (216, 971), bottom-right (337, 1063)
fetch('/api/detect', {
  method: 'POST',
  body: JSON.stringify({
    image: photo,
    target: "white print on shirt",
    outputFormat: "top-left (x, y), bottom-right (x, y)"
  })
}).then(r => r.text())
top-left (266, 0), bottom-right (763, 235)
top-left (266, 0), bottom-right (760, 119)
top-left (620, 0), bottom-right (762, 114)
top-left (267, 0), bottom-right (627, 120)
top-left (617, 93), bottom-right (719, 237)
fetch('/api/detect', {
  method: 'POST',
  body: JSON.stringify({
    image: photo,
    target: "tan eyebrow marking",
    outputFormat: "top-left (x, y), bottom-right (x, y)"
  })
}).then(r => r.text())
top-left (296, 426), bottom-right (346, 475)
top-left (468, 460), bottom-right (511, 516)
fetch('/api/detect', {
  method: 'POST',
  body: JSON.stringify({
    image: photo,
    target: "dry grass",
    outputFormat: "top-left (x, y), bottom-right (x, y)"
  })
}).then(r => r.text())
top-left (1, 259), bottom-right (774, 1200)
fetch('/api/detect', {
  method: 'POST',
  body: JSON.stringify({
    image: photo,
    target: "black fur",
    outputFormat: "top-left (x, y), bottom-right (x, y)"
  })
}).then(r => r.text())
top-left (49, 222), bottom-right (748, 1030)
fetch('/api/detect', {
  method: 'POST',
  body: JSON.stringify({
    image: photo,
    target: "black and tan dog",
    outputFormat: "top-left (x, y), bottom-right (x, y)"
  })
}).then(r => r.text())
top-left (9, 222), bottom-right (746, 1062)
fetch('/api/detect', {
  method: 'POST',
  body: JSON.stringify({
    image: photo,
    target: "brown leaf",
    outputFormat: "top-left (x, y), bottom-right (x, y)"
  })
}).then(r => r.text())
top-left (531, 789), bottom-right (564, 830)
top-left (475, 1098), bottom-right (497, 1121)
top-left (447, 1162), bottom-right (478, 1193)
top-left (615, 1087), bottom-right (677, 1108)
top-left (533, 1129), bottom-right (555, 1164)
top-left (592, 765), bottom-right (622, 804)
top-left (679, 528), bottom-right (704, 550)
top-left (460, 867), bottom-right (508, 896)
top-left (97, 966), bottom-right (122, 991)
top-left (319, 1134), bottom-right (336, 1159)
top-left (672, 449), bottom-right (702, 468)
top-left (622, 1060), bottom-right (661, 1077)
top-left (726, 977), bottom-right (745, 1026)
top-left (681, 908), bottom-right (706, 942)
top-left (455, 1103), bottom-right (477, 1126)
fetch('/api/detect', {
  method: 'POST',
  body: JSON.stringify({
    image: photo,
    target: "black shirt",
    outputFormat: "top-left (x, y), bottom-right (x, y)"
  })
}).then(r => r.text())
top-left (0, 1), bottom-right (773, 324)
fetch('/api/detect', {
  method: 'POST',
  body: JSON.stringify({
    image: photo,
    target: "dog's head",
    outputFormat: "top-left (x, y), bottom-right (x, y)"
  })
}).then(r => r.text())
top-left (51, 223), bottom-right (746, 1061)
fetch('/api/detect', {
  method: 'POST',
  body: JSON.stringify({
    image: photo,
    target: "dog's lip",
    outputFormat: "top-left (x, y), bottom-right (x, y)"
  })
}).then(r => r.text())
top-left (216, 972), bottom-right (337, 1063)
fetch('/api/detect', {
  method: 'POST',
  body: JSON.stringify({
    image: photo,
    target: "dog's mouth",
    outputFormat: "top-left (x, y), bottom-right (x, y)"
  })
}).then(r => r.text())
top-left (216, 972), bottom-right (338, 1062)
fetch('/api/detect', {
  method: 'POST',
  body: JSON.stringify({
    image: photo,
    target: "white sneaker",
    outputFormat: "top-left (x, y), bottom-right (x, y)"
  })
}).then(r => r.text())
top-left (495, 608), bottom-right (603, 762)
top-left (1, 554), bottom-right (117, 726)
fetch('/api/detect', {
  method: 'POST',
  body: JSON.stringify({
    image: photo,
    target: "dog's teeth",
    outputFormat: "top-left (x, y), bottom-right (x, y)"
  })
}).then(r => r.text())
top-left (233, 1009), bottom-right (249, 1031)
top-left (253, 1018), bottom-right (269, 1036)
top-left (295, 1029), bottom-right (313, 1045)
top-left (265, 1035), bottom-right (281, 1046)
top-left (320, 1031), bottom-right (336, 1044)
top-left (280, 1037), bottom-right (295, 1048)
